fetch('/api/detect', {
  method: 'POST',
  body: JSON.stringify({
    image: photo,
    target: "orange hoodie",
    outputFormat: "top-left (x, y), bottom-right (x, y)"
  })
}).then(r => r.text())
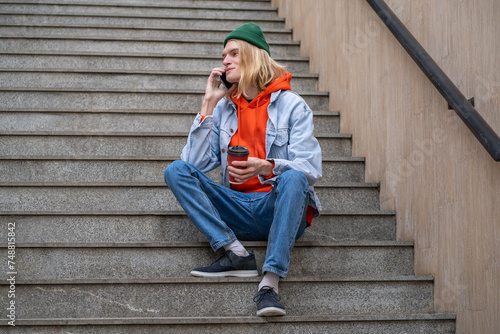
top-left (229, 72), bottom-right (292, 193)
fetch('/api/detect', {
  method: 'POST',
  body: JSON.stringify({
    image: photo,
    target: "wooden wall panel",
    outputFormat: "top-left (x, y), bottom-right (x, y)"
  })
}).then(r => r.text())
top-left (272, 0), bottom-right (500, 333)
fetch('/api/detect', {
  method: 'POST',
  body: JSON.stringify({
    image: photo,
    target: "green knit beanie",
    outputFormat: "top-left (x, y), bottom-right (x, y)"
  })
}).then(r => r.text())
top-left (224, 22), bottom-right (270, 55)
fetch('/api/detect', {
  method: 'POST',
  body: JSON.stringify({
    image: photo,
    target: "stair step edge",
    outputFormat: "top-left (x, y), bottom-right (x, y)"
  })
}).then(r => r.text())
top-left (0, 68), bottom-right (318, 78)
top-left (0, 210), bottom-right (396, 216)
top-left (1, 313), bottom-right (456, 326)
top-left (0, 12), bottom-right (285, 22)
top-left (0, 87), bottom-right (329, 95)
top-left (0, 23), bottom-right (291, 33)
top-left (0, 2), bottom-right (277, 11)
top-left (0, 156), bottom-right (357, 163)
top-left (0, 35), bottom-right (297, 44)
top-left (0, 182), bottom-right (378, 187)
top-left (0, 275), bottom-right (435, 285)
top-left (0, 51), bottom-right (311, 61)
top-left (0, 240), bottom-right (414, 248)
top-left (0, 109), bottom-right (336, 115)
top-left (0, 131), bottom-right (343, 138)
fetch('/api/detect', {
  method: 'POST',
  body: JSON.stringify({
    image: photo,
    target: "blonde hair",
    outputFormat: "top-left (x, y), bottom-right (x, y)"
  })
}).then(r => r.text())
top-left (228, 39), bottom-right (286, 99)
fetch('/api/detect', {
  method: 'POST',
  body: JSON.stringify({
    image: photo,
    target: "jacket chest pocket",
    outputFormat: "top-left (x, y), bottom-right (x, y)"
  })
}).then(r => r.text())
top-left (274, 128), bottom-right (289, 146)
top-left (268, 128), bottom-right (289, 158)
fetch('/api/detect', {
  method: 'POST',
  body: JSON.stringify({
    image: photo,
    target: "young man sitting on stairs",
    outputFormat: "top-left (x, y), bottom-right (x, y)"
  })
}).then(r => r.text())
top-left (164, 22), bottom-right (322, 317)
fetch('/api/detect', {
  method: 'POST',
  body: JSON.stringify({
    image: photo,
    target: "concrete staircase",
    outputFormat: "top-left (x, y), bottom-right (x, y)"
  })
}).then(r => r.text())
top-left (0, 0), bottom-right (456, 332)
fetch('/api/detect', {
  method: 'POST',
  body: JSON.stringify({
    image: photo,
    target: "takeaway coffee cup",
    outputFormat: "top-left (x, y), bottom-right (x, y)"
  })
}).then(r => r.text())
top-left (227, 145), bottom-right (249, 184)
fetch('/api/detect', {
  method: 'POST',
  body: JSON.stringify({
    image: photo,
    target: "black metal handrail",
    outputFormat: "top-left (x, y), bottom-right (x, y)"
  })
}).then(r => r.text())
top-left (366, 0), bottom-right (500, 161)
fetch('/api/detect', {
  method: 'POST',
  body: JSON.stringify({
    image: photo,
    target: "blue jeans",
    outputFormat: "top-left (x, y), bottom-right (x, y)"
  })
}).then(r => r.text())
top-left (164, 160), bottom-right (309, 278)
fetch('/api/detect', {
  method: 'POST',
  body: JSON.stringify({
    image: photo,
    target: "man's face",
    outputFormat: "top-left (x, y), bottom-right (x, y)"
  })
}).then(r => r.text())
top-left (222, 40), bottom-right (241, 83)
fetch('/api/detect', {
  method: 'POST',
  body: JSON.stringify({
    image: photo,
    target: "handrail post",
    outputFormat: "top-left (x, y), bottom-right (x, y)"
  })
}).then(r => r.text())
top-left (366, 0), bottom-right (500, 161)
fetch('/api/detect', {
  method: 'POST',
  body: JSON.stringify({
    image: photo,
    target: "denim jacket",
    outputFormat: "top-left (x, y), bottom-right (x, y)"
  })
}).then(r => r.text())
top-left (181, 89), bottom-right (322, 215)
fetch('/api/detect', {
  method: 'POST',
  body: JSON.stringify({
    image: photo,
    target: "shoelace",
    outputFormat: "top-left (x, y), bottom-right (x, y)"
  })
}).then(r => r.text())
top-left (253, 287), bottom-right (281, 303)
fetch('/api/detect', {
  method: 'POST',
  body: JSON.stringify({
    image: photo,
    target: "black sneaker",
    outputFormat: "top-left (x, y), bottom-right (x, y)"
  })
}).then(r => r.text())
top-left (190, 250), bottom-right (258, 277)
top-left (253, 286), bottom-right (286, 316)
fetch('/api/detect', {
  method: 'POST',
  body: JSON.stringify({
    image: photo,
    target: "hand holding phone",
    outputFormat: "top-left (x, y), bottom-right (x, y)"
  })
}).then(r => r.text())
top-left (219, 73), bottom-right (233, 89)
top-left (203, 69), bottom-right (235, 116)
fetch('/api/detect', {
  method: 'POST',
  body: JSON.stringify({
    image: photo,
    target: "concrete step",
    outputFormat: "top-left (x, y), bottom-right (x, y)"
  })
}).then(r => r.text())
top-left (0, 110), bottom-right (205, 135)
top-left (0, 212), bottom-right (397, 244)
top-left (0, 109), bottom-right (338, 135)
top-left (0, 157), bottom-right (361, 185)
top-left (0, 314), bottom-right (456, 333)
top-left (0, 37), bottom-right (300, 57)
top-left (0, 278), bottom-right (435, 318)
top-left (0, 13), bottom-right (286, 29)
top-left (0, 134), bottom-right (190, 159)
top-left (0, 132), bottom-right (348, 158)
top-left (0, 52), bottom-right (312, 73)
top-left (0, 70), bottom-right (320, 92)
top-left (0, 24), bottom-right (293, 41)
top-left (0, 3), bottom-right (280, 20)
top-left (0, 157), bottom-right (358, 185)
top-left (0, 184), bottom-right (380, 213)
top-left (0, 0), bottom-right (275, 10)
top-left (0, 89), bottom-right (329, 110)
top-left (1, 242), bottom-right (415, 281)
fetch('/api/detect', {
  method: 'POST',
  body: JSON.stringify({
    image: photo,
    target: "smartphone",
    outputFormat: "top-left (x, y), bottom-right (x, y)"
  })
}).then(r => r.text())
top-left (220, 73), bottom-right (232, 89)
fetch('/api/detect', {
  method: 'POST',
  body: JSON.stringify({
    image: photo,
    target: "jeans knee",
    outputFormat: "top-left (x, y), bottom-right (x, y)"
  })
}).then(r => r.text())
top-left (164, 160), bottom-right (187, 186)
top-left (277, 170), bottom-right (308, 193)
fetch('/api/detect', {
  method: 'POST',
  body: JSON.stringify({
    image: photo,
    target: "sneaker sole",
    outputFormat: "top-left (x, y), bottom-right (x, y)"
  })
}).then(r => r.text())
top-left (189, 269), bottom-right (259, 278)
top-left (256, 306), bottom-right (286, 317)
